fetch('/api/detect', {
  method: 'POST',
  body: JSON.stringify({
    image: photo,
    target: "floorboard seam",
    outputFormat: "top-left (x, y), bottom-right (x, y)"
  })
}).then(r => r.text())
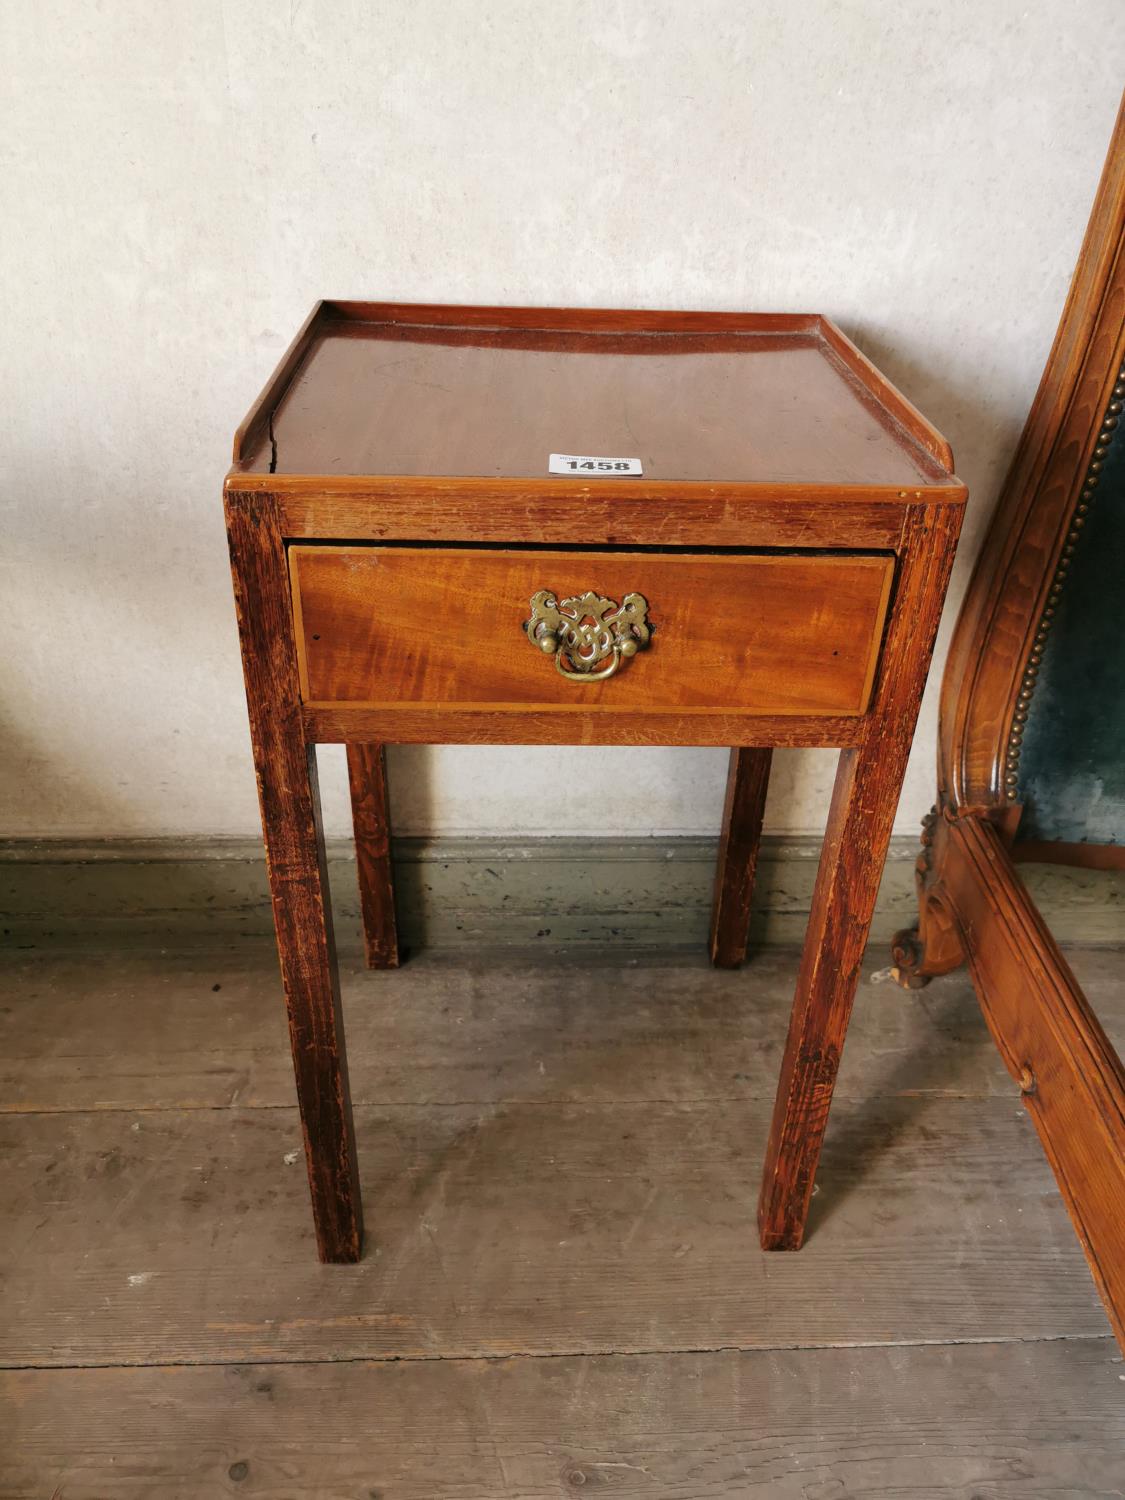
top-left (0, 1090), bottom-right (1007, 1117)
top-left (2, 1332), bottom-right (1117, 1374)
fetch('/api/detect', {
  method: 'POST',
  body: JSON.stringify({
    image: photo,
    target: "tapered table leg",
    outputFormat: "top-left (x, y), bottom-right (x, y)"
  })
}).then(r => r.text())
top-left (347, 743), bottom-right (401, 969)
top-left (758, 502), bottom-right (962, 1251)
top-left (710, 748), bottom-right (772, 968)
top-left (226, 492), bottom-right (363, 1263)
top-left (758, 741), bottom-right (906, 1247)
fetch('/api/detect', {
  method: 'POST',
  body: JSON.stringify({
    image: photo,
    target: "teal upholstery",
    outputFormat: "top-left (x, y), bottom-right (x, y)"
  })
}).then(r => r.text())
top-left (1015, 389), bottom-right (1125, 853)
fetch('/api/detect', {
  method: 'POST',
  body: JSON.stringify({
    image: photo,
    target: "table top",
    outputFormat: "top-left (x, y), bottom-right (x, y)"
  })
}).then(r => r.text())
top-left (233, 303), bottom-right (958, 489)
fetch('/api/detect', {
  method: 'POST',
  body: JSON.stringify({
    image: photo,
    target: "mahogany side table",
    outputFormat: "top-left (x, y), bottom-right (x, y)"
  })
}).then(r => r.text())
top-left (224, 301), bottom-right (966, 1263)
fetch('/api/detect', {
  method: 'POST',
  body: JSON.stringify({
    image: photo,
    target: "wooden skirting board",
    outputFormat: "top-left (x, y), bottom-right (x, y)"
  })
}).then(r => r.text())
top-left (2, 833), bottom-right (1120, 948)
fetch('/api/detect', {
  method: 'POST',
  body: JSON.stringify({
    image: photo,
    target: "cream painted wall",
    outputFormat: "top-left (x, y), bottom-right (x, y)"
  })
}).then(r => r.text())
top-left (2, 2), bottom-right (1122, 839)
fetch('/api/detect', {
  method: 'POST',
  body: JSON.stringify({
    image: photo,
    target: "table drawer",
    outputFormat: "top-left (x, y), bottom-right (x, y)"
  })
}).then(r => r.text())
top-left (289, 547), bottom-right (894, 716)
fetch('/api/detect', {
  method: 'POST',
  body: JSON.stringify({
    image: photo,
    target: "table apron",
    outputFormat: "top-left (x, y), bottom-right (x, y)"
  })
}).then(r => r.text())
top-left (301, 704), bottom-right (869, 747)
top-left (266, 487), bottom-right (921, 551)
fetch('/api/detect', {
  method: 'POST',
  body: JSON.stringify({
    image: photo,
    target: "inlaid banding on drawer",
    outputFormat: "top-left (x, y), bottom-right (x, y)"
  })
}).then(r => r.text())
top-left (288, 547), bottom-right (894, 717)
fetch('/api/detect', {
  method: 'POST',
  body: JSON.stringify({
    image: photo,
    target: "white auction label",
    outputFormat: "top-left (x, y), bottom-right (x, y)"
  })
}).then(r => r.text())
top-left (548, 453), bottom-right (643, 476)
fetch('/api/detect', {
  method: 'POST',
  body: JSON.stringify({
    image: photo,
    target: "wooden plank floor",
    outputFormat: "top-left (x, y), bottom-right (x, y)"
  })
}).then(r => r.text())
top-left (2, 940), bottom-right (1123, 1496)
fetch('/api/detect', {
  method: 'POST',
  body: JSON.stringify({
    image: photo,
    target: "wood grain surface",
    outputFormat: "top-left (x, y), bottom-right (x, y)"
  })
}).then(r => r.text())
top-left (6, 1340), bottom-right (1123, 1499)
top-left (302, 703), bottom-right (872, 747)
top-left (10, 944), bottom-right (1107, 1114)
top-left (290, 547), bottom-right (894, 716)
top-left (234, 305), bottom-right (953, 486)
top-left (345, 743), bottom-right (400, 969)
top-left (262, 483), bottom-right (923, 550)
top-left (0, 1058), bottom-right (1112, 1368)
top-left (941, 814), bottom-right (1125, 1349)
top-left (759, 503), bottom-right (963, 1249)
top-left (2, 940), bottom-right (1119, 1494)
top-left (225, 493), bottom-right (363, 1262)
top-left (2, 945), bottom-right (1117, 1369)
top-left (896, 95), bottom-right (1125, 1356)
top-left (710, 748), bottom-right (773, 968)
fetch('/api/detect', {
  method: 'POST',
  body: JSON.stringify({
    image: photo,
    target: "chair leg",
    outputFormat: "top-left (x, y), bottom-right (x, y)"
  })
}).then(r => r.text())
top-left (890, 805), bottom-right (967, 989)
top-left (346, 743), bottom-right (401, 969)
top-left (709, 748), bottom-right (772, 968)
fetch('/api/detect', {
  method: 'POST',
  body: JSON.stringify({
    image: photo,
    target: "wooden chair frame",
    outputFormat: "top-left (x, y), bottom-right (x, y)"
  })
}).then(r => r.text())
top-left (893, 94), bottom-right (1125, 1350)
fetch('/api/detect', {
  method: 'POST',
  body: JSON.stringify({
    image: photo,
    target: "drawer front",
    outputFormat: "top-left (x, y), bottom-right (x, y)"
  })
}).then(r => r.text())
top-left (289, 547), bottom-right (893, 716)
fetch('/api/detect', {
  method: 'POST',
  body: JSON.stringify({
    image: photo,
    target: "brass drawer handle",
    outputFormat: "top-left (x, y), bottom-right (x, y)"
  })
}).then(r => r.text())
top-left (525, 589), bottom-right (652, 682)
